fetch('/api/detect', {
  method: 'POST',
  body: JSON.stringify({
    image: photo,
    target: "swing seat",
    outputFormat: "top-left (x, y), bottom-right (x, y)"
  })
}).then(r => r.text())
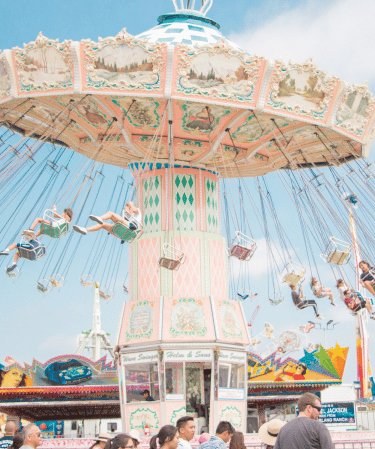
top-left (278, 260), bottom-right (306, 286)
top-left (37, 279), bottom-right (52, 293)
top-left (40, 209), bottom-right (70, 238)
top-left (123, 284), bottom-right (129, 294)
top-left (229, 231), bottom-right (257, 261)
top-left (158, 244), bottom-right (185, 271)
top-left (111, 221), bottom-right (143, 243)
top-left (80, 275), bottom-right (94, 288)
top-left (50, 274), bottom-right (65, 288)
top-left (17, 238), bottom-right (46, 261)
top-left (269, 294), bottom-right (284, 306)
top-left (320, 237), bottom-right (351, 266)
top-left (5, 265), bottom-right (21, 279)
top-left (99, 288), bottom-right (114, 300)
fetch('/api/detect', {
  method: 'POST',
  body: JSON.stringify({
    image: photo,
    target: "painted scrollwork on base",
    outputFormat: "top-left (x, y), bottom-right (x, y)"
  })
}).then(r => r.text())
top-left (82, 28), bottom-right (165, 91)
top-left (13, 32), bottom-right (73, 93)
top-left (336, 82), bottom-right (375, 137)
top-left (220, 406), bottom-right (242, 427)
top-left (176, 38), bottom-right (263, 102)
top-left (267, 58), bottom-right (338, 119)
top-left (0, 51), bottom-right (11, 100)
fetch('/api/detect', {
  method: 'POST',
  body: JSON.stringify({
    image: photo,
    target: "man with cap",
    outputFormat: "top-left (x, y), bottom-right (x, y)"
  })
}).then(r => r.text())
top-left (274, 393), bottom-right (334, 449)
top-left (258, 419), bottom-right (286, 448)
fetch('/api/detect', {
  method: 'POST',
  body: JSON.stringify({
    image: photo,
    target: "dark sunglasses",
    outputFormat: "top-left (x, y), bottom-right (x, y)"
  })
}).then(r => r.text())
top-left (310, 404), bottom-right (321, 412)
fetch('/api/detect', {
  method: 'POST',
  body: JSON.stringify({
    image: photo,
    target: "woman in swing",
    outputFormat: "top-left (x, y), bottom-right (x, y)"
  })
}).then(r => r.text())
top-left (73, 201), bottom-right (142, 236)
top-left (22, 205), bottom-right (73, 238)
top-left (310, 277), bottom-right (336, 306)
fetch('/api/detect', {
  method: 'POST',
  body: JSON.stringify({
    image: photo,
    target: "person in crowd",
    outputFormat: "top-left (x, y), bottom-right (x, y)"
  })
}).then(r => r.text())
top-left (141, 390), bottom-right (154, 402)
top-left (128, 430), bottom-right (140, 449)
top-left (150, 426), bottom-right (179, 449)
top-left (74, 202), bottom-right (141, 235)
top-left (198, 434), bottom-right (210, 445)
top-left (177, 416), bottom-right (195, 449)
top-left (336, 279), bottom-right (375, 317)
top-left (290, 284), bottom-right (323, 320)
top-left (310, 278), bottom-right (336, 306)
top-left (0, 422), bottom-right (18, 449)
top-left (359, 261), bottom-right (375, 296)
top-left (88, 433), bottom-right (111, 449)
top-left (200, 421), bottom-right (234, 449)
top-left (103, 434), bottom-right (134, 449)
top-left (22, 206), bottom-right (73, 238)
top-left (258, 419), bottom-right (287, 448)
top-left (274, 393), bottom-right (334, 449)
top-left (8, 433), bottom-right (23, 449)
top-left (228, 431), bottom-right (246, 449)
top-left (19, 424), bottom-right (42, 449)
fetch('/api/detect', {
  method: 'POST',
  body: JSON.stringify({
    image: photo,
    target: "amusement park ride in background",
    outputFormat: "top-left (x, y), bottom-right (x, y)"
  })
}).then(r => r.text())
top-left (0, 0), bottom-right (374, 404)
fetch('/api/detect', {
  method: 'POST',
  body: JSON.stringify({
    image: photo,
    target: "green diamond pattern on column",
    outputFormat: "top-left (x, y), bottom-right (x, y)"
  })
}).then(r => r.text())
top-left (205, 176), bottom-right (219, 234)
top-left (173, 173), bottom-right (196, 231)
top-left (143, 175), bottom-right (162, 232)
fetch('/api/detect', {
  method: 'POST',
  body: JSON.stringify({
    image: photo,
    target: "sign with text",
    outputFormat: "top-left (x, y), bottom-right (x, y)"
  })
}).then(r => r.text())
top-left (218, 388), bottom-right (245, 400)
top-left (219, 350), bottom-right (247, 364)
top-left (122, 351), bottom-right (159, 365)
top-left (319, 402), bottom-right (355, 425)
top-left (164, 349), bottom-right (213, 361)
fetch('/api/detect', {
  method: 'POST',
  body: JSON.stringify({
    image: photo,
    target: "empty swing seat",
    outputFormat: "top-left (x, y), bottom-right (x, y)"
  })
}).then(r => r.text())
top-left (320, 237), bottom-right (351, 265)
top-left (5, 265), bottom-right (21, 279)
top-left (278, 260), bottom-right (306, 286)
top-left (269, 294), bottom-right (284, 306)
top-left (111, 222), bottom-right (142, 243)
top-left (50, 274), bottom-right (65, 288)
top-left (229, 231), bottom-right (257, 261)
top-left (99, 288), bottom-right (114, 300)
top-left (37, 279), bottom-right (51, 293)
top-left (158, 244), bottom-right (185, 271)
top-left (80, 275), bottom-right (94, 287)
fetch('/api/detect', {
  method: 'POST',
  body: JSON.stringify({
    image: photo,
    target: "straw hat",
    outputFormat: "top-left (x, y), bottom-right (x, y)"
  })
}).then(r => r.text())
top-left (258, 419), bottom-right (287, 446)
top-left (129, 429), bottom-right (141, 443)
top-left (97, 433), bottom-right (112, 443)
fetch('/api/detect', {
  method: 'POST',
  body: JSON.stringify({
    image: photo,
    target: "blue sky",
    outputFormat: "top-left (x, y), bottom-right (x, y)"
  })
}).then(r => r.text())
top-left (0, 0), bottom-right (374, 384)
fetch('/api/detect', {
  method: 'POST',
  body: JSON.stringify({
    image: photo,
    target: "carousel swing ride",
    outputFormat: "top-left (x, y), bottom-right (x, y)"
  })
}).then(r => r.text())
top-left (0, 0), bottom-right (375, 432)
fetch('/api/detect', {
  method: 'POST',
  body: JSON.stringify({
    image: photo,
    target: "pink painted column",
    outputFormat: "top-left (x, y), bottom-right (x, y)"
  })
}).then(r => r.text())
top-left (129, 164), bottom-right (228, 301)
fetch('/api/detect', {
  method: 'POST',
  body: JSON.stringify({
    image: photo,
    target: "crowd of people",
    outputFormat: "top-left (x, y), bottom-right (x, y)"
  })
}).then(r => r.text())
top-left (0, 393), bottom-right (333, 449)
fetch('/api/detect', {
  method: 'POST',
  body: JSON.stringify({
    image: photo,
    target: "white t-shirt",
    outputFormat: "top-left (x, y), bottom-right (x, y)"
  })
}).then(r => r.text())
top-left (52, 217), bottom-right (67, 227)
top-left (178, 439), bottom-right (192, 449)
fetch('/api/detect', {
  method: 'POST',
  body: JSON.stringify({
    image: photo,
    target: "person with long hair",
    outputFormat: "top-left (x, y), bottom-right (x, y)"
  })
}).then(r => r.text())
top-left (228, 431), bottom-right (245, 449)
top-left (103, 434), bottom-right (134, 449)
top-left (310, 277), bottom-right (335, 305)
top-left (150, 425), bottom-right (179, 449)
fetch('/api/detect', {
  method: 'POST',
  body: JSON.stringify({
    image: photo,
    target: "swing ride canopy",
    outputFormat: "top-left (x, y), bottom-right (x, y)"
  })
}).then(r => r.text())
top-left (0, 1), bottom-right (374, 177)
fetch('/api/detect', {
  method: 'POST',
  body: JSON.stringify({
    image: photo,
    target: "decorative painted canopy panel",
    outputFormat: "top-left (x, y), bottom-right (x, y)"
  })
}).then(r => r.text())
top-left (1, 28), bottom-right (374, 177)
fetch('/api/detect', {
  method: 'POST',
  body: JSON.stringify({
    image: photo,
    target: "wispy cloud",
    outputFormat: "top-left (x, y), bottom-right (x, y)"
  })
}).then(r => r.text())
top-left (228, 0), bottom-right (375, 91)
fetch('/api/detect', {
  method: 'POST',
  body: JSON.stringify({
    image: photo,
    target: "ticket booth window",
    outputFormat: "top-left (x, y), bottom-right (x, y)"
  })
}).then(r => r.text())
top-left (125, 363), bottom-right (159, 403)
top-left (219, 363), bottom-right (245, 389)
top-left (165, 362), bottom-right (184, 395)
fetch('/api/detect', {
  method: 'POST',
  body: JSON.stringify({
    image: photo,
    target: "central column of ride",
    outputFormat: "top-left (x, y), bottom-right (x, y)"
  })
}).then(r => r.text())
top-left (117, 163), bottom-right (249, 436)
top-left (129, 164), bottom-right (227, 301)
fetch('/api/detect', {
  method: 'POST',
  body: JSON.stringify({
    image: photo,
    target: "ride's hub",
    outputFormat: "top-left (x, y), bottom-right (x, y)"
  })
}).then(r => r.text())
top-left (129, 164), bottom-right (227, 299)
